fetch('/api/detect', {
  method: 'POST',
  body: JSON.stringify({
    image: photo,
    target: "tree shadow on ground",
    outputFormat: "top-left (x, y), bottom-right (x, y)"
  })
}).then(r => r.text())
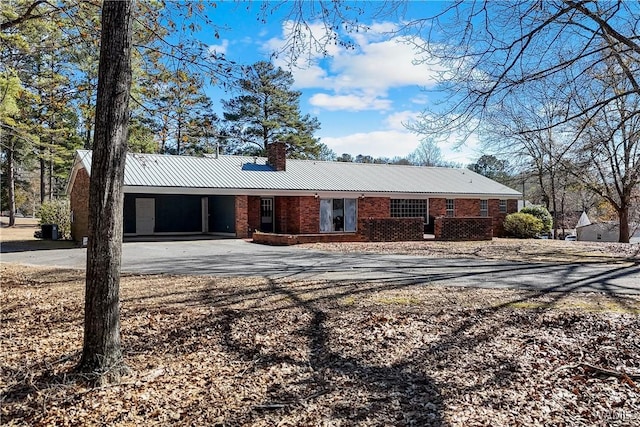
top-left (0, 240), bottom-right (78, 253)
top-left (3, 258), bottom-right (639, 425)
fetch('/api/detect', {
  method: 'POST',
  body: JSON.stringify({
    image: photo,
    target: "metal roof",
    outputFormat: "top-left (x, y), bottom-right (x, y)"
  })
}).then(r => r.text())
top-left (72, 150), bottom-right (521, 198)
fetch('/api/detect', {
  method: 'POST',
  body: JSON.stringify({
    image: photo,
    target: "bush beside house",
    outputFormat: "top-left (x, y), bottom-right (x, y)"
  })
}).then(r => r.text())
top-left (520, 205), bottom-right (553, 233)
top-left (37, 199), bottom-right (71, 240)
top-left (504, 212), bottom-right (544, 238)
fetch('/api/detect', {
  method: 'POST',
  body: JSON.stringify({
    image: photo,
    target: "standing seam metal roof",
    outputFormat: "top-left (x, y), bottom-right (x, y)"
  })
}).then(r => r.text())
top-left (73, 150), bottom-right (521, 197)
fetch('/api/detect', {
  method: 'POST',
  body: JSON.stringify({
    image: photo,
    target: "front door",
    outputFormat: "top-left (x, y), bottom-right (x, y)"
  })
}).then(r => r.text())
top-left (135, 198), bottom-right (155, 235)
top-left (260, 198), bottom-right (273, 232)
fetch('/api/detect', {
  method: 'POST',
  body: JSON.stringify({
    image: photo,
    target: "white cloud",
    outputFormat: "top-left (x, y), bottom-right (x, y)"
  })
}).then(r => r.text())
top-left (384, 110), bottom-right (421, 130)
top-left (309, 93), bottom-right (392, 111)
top-left (208, 40), bottom-right (229, 56)
top-left (410, 93), bottom-right (430, 105)
top-left (321, 130), bottom-right (421, 158)
top-left (321, 125), bottom-right (482, 164)
top-left (263, 20), bottom-right (444, 112)
top-left (328, 38), bottom-right (440, 93)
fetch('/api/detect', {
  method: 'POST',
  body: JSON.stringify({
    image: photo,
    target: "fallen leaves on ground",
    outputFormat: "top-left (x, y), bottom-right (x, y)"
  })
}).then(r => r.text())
top-left (301, 238), bottom-right (640, 263)
top-left (2, 263), bottom-right (639, 426)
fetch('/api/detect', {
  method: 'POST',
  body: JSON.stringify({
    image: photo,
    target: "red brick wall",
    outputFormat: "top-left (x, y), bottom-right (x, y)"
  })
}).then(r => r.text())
top-left (267, 142), bottom-right (286, 171)
top-left (488, 199), bottom-right (519, 237)
top-left (299, 196), bottom-right (319, 233)
top-left (274, 196), bottom-right (303, 234)
top-left (246, 195), bottom-right (518, 240)
top-left (434, 217), bottom-right (493, 241)
top-left (235, 195), bottom-right (249, 238)
top-left (70, 168), bottom-right (90, 242)
top-left (246, 196), bottom-right (260, 234)
top-left (253, 231), bottom-right (361, 245)
top-left (358, 197), bottom-right (390, 218)
top-left (456, 199), bottom-right (480, 216)
top-left (284, 197), bottom-right (300, 234)
top-left (430, 198), bottom-right (480, 217)
top-left (358, 217), bottom-right (424, 242)
top-left (430, 198), bottom-right (446, 217)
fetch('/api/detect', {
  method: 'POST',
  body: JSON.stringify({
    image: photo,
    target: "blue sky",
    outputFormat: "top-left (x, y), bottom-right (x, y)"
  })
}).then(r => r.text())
top-left (199, 1), bottom-right (482, 164)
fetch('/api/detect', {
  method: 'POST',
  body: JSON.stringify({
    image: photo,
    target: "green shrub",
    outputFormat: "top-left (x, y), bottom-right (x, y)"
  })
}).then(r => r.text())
top-left (37, 199), bottom-right (71, 240)
top-left (504, 212), bottom-right (544, 238)
top-left (520, 205), bottom-right (552, 232)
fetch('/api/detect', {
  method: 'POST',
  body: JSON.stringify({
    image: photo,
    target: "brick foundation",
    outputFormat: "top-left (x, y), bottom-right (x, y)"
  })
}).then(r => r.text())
top-left (254, 217), bottom-right (424, 245)
top-left (434, 217), bottom-right (493, 241)
top-left (252, 232), bottom-right (362, 245)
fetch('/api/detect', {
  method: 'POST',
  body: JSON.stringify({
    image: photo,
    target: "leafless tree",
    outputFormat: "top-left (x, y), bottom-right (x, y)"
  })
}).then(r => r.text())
top-left (403, 1), bottom-right (640, 135)
top-left (409, 139), bottom-right (444, 167)
top-left (570, 57), bottom-right (640, 243)
top-left (481, 83), bottom-right (577, 238)
top-left (401, 1), bottom-right (639, 241)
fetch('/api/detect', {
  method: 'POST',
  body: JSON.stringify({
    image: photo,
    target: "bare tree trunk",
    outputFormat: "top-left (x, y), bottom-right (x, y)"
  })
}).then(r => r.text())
top-left (618, 205), bottom-right (630, 243)
top-left (6, 144), bottom-right (16, 227)
top-left (48, 148), bottom-right (53, 200)
top-left (39, 155), bottom-right (45, 203)
top-left (78, 0), bottom-right (134, 384)
top-left (84, 125), bottom-right (92, 149)
top-left (549, 172), bottom-right (558, 239)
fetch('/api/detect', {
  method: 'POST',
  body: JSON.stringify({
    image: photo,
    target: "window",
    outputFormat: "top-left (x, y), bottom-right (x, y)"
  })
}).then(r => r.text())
top-left (320, 199), bottom-right (357, 232)
top-left (499, 199), bottom-right (507, 213)
top-left (390, 199), bottom-right (427, 221)
top-left (480, 200), bottom-right (488, 217)
top-left (446, 199), bottom-right (455, 217)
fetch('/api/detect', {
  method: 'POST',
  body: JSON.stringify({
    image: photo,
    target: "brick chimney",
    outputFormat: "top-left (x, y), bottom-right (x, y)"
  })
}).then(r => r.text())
top-left (266, 141), bottom-right (286, 171)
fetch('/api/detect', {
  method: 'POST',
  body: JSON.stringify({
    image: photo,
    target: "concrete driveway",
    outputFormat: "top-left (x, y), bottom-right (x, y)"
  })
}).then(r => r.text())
top-left (2, 239), bottom-right (639, 295)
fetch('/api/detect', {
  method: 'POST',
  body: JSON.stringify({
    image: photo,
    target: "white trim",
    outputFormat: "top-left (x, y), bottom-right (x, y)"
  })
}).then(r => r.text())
top-left (122, 186), bottom-right (521, 200)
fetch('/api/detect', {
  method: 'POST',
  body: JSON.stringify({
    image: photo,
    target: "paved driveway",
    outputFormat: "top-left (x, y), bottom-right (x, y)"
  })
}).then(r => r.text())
top-left (2, 239), bottom-right (639, 295)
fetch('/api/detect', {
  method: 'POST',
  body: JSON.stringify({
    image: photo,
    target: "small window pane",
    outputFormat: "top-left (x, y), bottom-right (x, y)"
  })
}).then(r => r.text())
top-left (480, 200), bottom-right (488, 217)
top-left (499, 199), bottom-right (507, 213)
top-left (446, 199), bottom-right (455, 217)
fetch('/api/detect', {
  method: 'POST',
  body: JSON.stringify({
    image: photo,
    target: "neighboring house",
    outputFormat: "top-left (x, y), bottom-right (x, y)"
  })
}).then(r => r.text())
top-left (576, 221), bottom-right (640, 243)
top-left (67, 143), bottom-right (521, 243)
top-left (577, 222), bottom-right (620, 242)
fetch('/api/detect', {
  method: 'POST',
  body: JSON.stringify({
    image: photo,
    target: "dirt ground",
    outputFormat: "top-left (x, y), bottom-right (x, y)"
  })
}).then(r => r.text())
top-left (2, 218), bottom-right (640, 426)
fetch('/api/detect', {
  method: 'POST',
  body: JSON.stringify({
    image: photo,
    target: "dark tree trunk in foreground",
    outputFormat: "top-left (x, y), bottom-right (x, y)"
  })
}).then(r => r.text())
top-left (618, 204), bottom-right (630, 244)
top-left (77, 0), bottom-right (134, 383)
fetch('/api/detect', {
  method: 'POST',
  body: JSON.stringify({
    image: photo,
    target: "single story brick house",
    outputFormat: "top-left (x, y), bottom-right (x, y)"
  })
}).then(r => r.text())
top-left (67, 143), bottom-right (521, 243)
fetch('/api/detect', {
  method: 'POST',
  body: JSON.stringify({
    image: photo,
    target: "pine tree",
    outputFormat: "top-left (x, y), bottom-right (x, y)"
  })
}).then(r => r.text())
top-left (222, 61), bottom-right (322, 159)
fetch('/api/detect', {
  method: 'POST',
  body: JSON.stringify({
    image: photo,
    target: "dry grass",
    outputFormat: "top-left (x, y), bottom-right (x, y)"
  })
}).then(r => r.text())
top-left (0, 217), bottom-right (40, 242)
top-left (302, 239), bottom-right (640, 263)
top-left (1, 217), bottom-right (76, 252)
top-left (2, 264), bottom-right (639, 426)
